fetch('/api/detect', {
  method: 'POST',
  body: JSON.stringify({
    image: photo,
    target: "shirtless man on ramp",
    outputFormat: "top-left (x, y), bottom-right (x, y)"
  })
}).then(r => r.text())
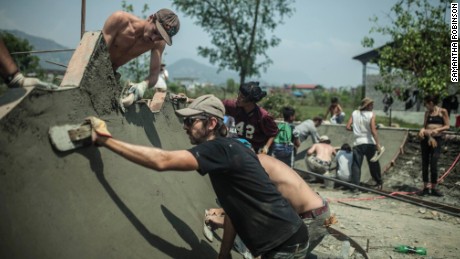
top-left (102, 8), bottom-right (179, 107)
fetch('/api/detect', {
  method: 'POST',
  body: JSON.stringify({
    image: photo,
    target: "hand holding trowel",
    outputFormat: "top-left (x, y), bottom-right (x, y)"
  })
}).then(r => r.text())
top-left (49, 117), bottom-right (112, 152)
top-left (370, 144), bottom-right (385, 162)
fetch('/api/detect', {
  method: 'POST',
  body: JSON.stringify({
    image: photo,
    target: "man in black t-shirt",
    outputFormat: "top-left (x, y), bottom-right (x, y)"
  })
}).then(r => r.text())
top-left (87, 94), bottom-right (309, 258)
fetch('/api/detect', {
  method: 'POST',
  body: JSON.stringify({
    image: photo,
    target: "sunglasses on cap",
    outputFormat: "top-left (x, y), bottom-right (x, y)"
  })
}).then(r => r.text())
top-left (183, 115), bottom-right (208, 127)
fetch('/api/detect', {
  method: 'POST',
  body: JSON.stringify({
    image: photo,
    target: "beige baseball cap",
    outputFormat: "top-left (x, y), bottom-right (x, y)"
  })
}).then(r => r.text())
top-left (175, 94), bottom-right (225, 120)
top-left (359, 97), bottom-right (374, 110)
top-left (319, 135), bottom-right (330, 142)
top-left (155, 9), bottom-right (180, 46)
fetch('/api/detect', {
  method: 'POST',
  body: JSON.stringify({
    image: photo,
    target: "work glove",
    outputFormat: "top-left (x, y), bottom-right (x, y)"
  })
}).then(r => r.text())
top-left (9, 72), bottom-right (59, 90)
top-left (127, 80), bottom-right (148, 101)
top-left (428, 136), bottom-right (437, 148)
top-left (259, 146), bottom-right (269, 155)
top-left (120, 81), bottom-right (149, 108)
top-left (85, 116), bottom-right (112, 138)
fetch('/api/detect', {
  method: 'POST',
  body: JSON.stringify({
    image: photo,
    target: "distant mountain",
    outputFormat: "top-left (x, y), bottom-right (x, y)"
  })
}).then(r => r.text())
top-left (1, 29), bottom-right (73, 71)
top-left (2, 29), bottom-right (240, 84)
top-left (168, 58), bottom-right (239, 85)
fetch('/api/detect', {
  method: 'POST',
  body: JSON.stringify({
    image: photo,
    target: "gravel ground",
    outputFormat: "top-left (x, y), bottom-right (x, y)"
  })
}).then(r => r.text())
top-left (308, 132), bottom-right (460, 259)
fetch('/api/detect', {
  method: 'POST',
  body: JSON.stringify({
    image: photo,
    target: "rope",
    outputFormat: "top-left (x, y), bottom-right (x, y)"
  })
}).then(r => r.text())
top-left (437, 152), bottom-right (460, 183)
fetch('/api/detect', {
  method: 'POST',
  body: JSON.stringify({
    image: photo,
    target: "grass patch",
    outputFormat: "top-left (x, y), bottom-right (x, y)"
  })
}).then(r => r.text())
top-left (375, 116), bottom-right (421, 129)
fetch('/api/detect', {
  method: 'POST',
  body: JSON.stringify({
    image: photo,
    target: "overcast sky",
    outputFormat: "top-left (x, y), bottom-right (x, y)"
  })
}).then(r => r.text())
top-left (0, 0), bottom-right (405, 87)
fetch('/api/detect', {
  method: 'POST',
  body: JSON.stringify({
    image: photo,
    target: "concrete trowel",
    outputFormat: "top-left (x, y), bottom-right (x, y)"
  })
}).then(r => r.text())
top-left (48, 123), bottom-right (92, 152)
top-left (370, 146), bottom-right (385, 162)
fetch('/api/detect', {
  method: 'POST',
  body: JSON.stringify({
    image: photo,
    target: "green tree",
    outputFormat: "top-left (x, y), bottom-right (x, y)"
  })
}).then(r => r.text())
top-left (362, 0), bottom-right (452, 96)
top-left (172, 0), bottom-right (295, 85)
top-left (225, 78), bottom-right (238, 97)
top-left (118, 1), bottom-right (151, 83)
top-left (1, 31), bottom-right (41, 75)
top-left (260, 91), bottom-right (291, 118)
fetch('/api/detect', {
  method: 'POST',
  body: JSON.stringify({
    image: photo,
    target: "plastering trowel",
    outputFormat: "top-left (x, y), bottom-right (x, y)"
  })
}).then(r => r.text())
top-left (48, 123), bottom-right (92, 152)
top-left (370, 146), bottom-right (385, 162)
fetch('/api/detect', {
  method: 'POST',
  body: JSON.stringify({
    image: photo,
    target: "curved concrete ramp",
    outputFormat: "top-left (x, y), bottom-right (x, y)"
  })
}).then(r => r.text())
top-left (294, 124), bottom-right (409, 183)
top-left (0, 89), bottom-right (223, 258)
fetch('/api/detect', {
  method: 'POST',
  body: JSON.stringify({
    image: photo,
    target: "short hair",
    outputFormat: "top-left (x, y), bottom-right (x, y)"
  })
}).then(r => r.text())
top-left (282, 106), bottom-right (295, 120)
top-left (239, 81), bottom-right (267, 103)
top-left (312, 116), bottom-right (323, 123)
top-left (341, 143), bottom-right (351, 152)
top-left (424, 94), bottom-right (440, 105)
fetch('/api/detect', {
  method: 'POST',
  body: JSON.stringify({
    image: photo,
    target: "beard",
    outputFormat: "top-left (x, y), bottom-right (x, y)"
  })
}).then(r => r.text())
top-left (188, 127), bottom-right (209, 145)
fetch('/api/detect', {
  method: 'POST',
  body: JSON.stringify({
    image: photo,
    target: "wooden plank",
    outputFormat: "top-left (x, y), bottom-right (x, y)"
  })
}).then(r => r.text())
top-left (148, 91), bottom-right (167, 113)
top-left (60, 31), bottom-right (103, 88)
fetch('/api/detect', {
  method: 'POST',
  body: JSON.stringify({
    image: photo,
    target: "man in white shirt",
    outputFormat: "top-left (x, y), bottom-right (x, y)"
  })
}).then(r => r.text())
top-left (346, 97), bottom-right (383, 191)
top-left (153, 63), bottom-right (168, 92)
top-left (335, 143), bottom-right (352, 182)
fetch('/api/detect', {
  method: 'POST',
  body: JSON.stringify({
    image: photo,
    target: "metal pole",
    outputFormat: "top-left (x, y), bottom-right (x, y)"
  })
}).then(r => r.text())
top-left (81, 0), bottom-right (86, 38)
top-left (10, 49), bottom-right (75, 55)
top-left (293, 167), bottom-right (460, 217)
top-left (45, 60), bottom-right (68, 68)
top-left (389, 108), bottom-right (392, 127)
top-left (361, 61), bottom-right (367, 99)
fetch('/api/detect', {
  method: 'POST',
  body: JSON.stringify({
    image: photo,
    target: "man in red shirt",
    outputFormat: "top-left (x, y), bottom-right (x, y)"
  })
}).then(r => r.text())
top-left (223, 81), bottom-right (278, 154)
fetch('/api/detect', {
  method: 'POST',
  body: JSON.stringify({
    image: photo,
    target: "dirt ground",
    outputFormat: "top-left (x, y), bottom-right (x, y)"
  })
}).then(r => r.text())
top-left (308, 132), bottom-right (460, 258)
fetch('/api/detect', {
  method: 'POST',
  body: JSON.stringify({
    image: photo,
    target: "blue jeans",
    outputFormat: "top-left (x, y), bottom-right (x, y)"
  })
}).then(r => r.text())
top-left (351, 144), bottom-right (382, 186)
top-left (331, 112), bottom-right (345, 124)
top-left (272, 143), bottom-right (294, 167)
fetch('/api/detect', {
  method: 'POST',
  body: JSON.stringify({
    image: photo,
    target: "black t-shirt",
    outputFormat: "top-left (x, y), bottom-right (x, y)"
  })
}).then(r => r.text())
top-left (188, 137), bottom-right (303, 256)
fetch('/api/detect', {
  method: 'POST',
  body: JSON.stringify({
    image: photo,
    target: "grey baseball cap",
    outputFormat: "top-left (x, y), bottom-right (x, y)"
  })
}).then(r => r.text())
top-left (175, 94), bottom-right (225, 120)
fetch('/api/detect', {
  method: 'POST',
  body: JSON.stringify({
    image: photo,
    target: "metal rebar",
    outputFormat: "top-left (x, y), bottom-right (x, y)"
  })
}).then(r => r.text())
top-left (45, 60), bottom-right (68, 68)
top-left (293, 167), bottom-right (460, 217)
top-left (10, 49), bottom-right (75, 55)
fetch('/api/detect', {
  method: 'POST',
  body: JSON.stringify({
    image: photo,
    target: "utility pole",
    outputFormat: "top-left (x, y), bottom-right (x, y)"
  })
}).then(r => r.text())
top-left (81, 0), bottom-right (86, 38)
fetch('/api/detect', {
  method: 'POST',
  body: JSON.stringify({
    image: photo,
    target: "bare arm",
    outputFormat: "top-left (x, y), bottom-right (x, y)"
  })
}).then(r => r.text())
top-left (370, 113), bottom-right (380, 148)
top-left (418, 111), bottom-right (429, 138)
top-left (293, 137), bottom-right (300, 148)
top-left (97, 137), bottom-right (199, 171)
top-left (219, 215), bottom-right (237, 259)
top-left (337, 104), bottom-right (343, 113)
top-left (307, 144), bottom-right (317, 156)
top-left (146, 46), bottom-right (164, 87)
top-left (0, 38), bottom-right (18, 78)
top-left (261, 136), bottom-right (275, 154)
top-left (345, 115), bottom-right (353, 131)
